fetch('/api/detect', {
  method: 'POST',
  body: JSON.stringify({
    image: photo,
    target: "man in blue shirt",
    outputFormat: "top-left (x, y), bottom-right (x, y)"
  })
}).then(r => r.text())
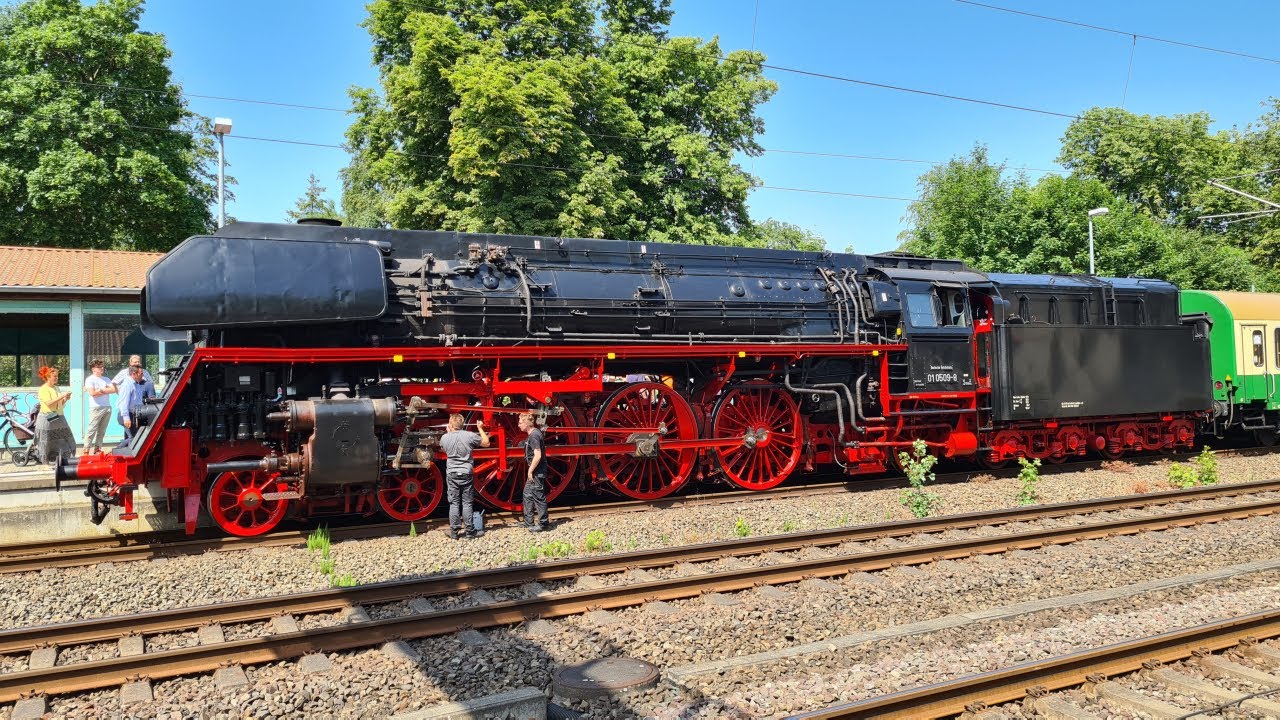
top-left (112, 355), bottom-right (153, 386)
top-left (116, 365), bottom-right (155, 444)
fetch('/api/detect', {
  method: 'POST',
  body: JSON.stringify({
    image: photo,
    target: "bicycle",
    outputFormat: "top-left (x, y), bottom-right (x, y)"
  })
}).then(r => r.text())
top-left (1, 393), bottom-right (38, 465)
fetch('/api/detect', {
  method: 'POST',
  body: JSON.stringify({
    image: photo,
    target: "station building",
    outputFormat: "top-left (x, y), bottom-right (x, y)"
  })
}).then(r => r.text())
top-left (0, 246), bottom-right (188, 446)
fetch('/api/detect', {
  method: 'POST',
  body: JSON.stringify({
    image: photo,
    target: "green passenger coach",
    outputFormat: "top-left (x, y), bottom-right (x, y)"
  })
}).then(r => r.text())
top-left (1181, 290), bottom-right (1280, 444)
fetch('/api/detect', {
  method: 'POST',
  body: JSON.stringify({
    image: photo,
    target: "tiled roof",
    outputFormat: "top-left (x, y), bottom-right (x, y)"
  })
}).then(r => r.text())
top-left (0, 246), bottom-right (163, 290)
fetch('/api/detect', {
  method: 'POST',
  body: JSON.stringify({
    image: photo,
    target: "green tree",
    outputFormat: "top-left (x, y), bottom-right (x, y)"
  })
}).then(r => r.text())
top-left (901, 145), bottom-right (1274, 291)
top-left (739, 218), bottom-right (825, 251)
top-left (286, 173), bottom-right (340, 222)
top-left (0, 0), bottom-right (221, 250)
top-left (1057, 107), bottom-right (1241, 225)
top-left (343, 0), bottom-right (775, 244)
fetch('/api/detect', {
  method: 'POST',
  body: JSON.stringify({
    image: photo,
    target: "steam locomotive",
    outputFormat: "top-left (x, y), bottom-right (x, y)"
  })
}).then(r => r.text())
top-left (59, 221), bottom-right (1212, 536)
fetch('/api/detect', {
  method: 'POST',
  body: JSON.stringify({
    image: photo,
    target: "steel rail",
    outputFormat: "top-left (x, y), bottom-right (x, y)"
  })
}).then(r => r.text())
top-left (2, 494), bottom-right (1280, 701)
top-left (792, 609), bottom-right (1280, 719)
top-left (0, 446), bottom-right (1268, 573)
top-left (3, 480), bottom-right (1279, 655)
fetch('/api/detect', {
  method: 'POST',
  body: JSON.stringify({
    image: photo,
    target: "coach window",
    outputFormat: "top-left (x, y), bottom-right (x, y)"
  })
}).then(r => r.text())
top-left (1254, 330), bottom-right (1265, 367)
top-left (905, 292), bottom-right (938, 328)
top-left (1274, 328), bottom-right (1280, 368)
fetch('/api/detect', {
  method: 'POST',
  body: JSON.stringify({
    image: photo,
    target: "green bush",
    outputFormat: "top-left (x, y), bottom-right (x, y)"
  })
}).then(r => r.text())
top-left (517, 539), bottom-right (575, 562)
top-left (1169, 448), bottom-right (1219, 488)
top-left (1195, 446), bottom-right (1218, 485)
top-left (584, 529), bottom-right (612, 553)
top-left (331, 573), bottom-right (358, 588)
top-left (1168, 462), bottom-right (1198, 488)
top-left (318, 558), bottom-right (335, 575)
top-left (734, 517), bottom-right (751, 537)
top-left (781, 519), bottom-right (797, 532)
top-left (409, 522), bottom-right (417, 538)
top-left (1016, 456), bottom-right (1041, 505)
top-left (899, 440), bottom-right (941, 518)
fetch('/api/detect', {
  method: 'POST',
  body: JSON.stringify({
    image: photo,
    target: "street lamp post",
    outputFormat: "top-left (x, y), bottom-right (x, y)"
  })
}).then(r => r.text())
top-left (1087, 207), bottom-right (1109, 275)
top-left (213, 117), bottom-right (233, 227)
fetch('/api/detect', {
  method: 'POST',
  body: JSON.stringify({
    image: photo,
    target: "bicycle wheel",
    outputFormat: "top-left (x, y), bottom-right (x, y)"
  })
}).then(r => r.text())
top-left (1, 426), bottom-right (13, 459)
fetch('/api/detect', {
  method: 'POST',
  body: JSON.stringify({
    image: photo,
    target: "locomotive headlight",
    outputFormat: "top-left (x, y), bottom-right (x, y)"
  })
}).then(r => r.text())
top-left (1214, 381), bottom-right (1224, 389)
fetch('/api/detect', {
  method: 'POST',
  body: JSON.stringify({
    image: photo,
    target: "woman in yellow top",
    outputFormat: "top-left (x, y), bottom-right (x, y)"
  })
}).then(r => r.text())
top-left (35, 366), bottom-right (76, 464)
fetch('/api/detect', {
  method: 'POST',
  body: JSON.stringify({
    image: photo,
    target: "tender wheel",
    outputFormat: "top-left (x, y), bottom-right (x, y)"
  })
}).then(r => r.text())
top-left (471, 404), bottom-right (582, 512)
top-left (206, 467), bottom-right (289, 537)
top-left (595, 382), bottom-right (698, 500)
top-left (974, 451), bottom-right (1009, 471)
top-left (711, 384), bottom-right (801, 491)
top-left (377, 463), bottom-right (444, 522)
top-left (1255, 429), bottom-right (1280, 447)
top-left (1097, 444), bottom-right (1125, 461)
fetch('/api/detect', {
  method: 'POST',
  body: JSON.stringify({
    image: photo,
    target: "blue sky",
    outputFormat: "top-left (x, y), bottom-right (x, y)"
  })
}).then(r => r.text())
top-left (139, 0), bottom-right (1280, 254)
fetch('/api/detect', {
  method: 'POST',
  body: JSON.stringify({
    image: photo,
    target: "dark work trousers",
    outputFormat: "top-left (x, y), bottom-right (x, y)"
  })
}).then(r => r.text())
top-left (447, 472), bottom-right (474, 533)
top-left (523, 475), bottom-right (549, 527)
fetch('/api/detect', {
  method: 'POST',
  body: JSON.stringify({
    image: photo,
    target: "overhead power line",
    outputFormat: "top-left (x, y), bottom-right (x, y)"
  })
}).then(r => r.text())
top-left (376, 0), bottom-right (1247, 152)
top-left (954, 0), bottom-right (1280, 65)
top-left (16, 76), bottom-right (1058, 173)
top-left (0, 111), bottom-right (912, 203)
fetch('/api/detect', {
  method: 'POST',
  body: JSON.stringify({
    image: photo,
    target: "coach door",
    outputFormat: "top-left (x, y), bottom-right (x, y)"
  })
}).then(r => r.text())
top-left (1239, 324), bottom-right (1272, 403)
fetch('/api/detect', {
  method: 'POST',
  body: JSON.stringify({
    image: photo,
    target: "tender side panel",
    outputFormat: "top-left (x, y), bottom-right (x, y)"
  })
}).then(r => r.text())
top-left (992, 325), bottom-right (1211, 421)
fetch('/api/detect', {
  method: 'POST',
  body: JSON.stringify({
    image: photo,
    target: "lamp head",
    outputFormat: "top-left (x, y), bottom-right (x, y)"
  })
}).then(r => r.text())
top-left (1087, 207), bottom-right (1109, 217)
top-left (213, 117), bottom-right (233, 135)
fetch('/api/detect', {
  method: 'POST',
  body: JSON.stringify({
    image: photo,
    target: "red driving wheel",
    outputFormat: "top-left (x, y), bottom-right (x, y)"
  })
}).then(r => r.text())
top-left (206, 466), bottom-right (290, 537)
top-left (595, 382), bottom-right (698, 500)
top-left (377, 463), bottom-right (444, 521)
top-left (471, 404), bottom-right (582, 512)
top-left (711, 383), bottom-right (802, 491)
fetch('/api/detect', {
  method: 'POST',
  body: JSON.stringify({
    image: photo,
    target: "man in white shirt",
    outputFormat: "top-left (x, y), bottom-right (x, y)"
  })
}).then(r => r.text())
top-left (82, 359), bottom-right (116, 454)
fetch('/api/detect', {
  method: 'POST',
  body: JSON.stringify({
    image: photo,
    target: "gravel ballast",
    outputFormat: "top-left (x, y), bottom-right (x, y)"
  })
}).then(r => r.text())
top-left (4, 452), bottom-right (1280, 718)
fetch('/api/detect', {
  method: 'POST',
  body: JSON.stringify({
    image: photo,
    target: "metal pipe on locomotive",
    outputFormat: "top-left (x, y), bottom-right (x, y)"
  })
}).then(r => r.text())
top-left (58, 222), bottom-right (1212, 537)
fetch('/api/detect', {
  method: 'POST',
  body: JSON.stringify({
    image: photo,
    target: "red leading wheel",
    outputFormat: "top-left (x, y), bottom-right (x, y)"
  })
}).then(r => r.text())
top-left (472, 405), bottom-right (583, 512)
top-left (595, 381), bottom-right (698, 500)
top-left (377, 463), bottom-right (444, 521)
top-left (711, 384), bottom-right (802, 491)
top-left (206, 467), bottom-right (290, 537)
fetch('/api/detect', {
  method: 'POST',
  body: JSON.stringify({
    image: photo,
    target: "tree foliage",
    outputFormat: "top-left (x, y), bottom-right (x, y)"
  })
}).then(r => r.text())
top-left (0, 0), bottom-right (220, 250)
top-left (901, 146), bottom-right (1273, 291)
top-left (343, 0), bottom-right (776, 244)
top-left (286, 173), bottom-right (340, 223)
top-left (1057, 104), bottom-right (1280, 271)
top-left (739, 218), bottom-right (825, 251)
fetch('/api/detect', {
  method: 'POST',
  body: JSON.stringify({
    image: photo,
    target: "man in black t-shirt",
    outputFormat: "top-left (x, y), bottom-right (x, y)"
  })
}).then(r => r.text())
top-left (518, 412), bottom-right (550, 531)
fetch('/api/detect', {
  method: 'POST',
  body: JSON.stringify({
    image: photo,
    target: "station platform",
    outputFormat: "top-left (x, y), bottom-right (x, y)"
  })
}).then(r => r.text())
top-left (0, 448), bottom-right (181, 542)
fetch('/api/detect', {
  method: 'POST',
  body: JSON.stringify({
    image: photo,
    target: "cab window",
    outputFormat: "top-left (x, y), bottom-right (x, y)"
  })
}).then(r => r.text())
top-left (944, 290), bottom-right (969, 327)
top-left (906, 292), bottom-right (938, 328)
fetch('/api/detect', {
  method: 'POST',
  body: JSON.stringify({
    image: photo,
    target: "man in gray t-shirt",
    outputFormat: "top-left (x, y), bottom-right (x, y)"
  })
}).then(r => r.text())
top-left (440, 414), bottom-right (490, 539)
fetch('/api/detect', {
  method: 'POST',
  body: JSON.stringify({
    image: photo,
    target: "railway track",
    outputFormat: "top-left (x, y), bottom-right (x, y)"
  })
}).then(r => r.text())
top-left (796, 609), bottom-right (1280, 719)
top-left (0, 476), bottom-right (893, 573)
top-left (0, 446), bottom-right (1264, 574)
top-left (3, 480), bottom-right (1280, 704)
